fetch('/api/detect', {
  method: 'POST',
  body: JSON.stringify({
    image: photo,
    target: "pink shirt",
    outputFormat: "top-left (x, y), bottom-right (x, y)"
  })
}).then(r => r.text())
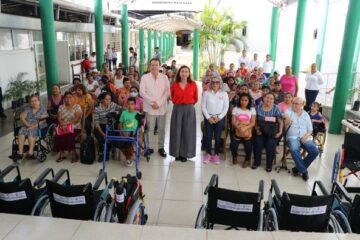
top-left (280, 75), bottom-right (297, 95)
top-left (278, 102), bottom-right (291, 113)
top-left (140, 72), bottom-right (170, 115)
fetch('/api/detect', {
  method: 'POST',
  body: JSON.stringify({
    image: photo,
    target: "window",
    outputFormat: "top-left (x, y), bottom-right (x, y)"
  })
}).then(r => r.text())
top-left (0, 29), bottom-right (13, 50)
top-left (32, 30), bottom-right (42, 42)
top-left (68, 32), bottom-right (76, 61)
top-left (57, 32), bottom-right (67, 41)
top-left (13, 30), bottom-right (31, 49)
top-left (68, 32), bottom-right (90, 61)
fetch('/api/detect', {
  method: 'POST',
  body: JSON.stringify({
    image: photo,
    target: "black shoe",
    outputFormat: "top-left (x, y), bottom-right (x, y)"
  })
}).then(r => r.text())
top-left (27, 154), bottom-right (37, 160)
top-left (266, 168), bottom-right (272, 172)
top-left (302, 172), bottom-right (309, 181)
top-left (175, 157), bottom-right (181, 161)
top-left (13, 153), bottom-right (23, 160)
top-left (158, 148), bottom-right (167, 157)
top-left (292, 167), bottom-right (299, 175)
top-left (251, 164), bottom-right (259, 170)
top-left (144, 149), bottom-right (154, 157)
top-left (180, 156), bottom-right (187, 162)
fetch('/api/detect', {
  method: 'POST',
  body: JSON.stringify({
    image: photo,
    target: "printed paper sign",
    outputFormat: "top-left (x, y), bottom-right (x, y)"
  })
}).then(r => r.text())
top-left (217, 200), bottom-right (253, 212)
top-left (0, 191), bottom-right (27, 201)
top-left (290, 205), bottom-right (327, 216)
top-left (53, 193), bottom-right (86, 205)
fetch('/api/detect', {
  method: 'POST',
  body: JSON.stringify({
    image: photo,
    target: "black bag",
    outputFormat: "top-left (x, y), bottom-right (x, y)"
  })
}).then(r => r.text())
top-left (80, 135), bottom-right (96, 164)
top-left (257, 116), bottom-right (279, 137)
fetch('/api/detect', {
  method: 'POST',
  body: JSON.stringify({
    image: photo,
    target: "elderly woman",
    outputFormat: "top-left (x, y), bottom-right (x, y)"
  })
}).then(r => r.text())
top-left (47, 84), bottom-right (63, 125)
top-left (15, 95), bottom-right (48, 160)
top-left (73, 84), bottom-right (93, 134)
top-left (53, 91), bottom-right (82, 162)
top-left (202, 77), bottom-right (229, 164)
top-left (253, 92), bottom-right (283, 172)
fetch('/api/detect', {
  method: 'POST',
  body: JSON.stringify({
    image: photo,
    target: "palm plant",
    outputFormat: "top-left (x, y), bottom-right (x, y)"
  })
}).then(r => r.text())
top-left (3, 72), bottom-right (36, 101)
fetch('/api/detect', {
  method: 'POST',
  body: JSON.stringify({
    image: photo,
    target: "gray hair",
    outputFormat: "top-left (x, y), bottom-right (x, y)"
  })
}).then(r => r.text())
top-left (208, 77), bottom-right (225, 92)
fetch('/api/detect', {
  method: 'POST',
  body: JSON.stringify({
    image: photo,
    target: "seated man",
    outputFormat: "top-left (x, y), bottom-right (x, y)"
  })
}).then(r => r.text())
top-left (284, 97), bottom-right (319, 181)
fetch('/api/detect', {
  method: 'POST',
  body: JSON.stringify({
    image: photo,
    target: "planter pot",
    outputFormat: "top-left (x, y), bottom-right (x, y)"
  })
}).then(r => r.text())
top-left (352, 100), bottom-right (360, 111)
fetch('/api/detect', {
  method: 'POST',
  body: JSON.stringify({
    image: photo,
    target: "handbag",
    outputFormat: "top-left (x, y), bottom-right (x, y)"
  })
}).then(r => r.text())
top-left (257, 116), bottom-right (279, 137)
top-left (56, 123), bottom-right (74, 136)
top-left (234, 122), bottom-right (252, 140)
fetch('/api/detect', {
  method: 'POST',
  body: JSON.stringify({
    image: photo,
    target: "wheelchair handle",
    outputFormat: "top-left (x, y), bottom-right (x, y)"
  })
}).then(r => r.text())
top-left (52, 169), bottom-right (70, 184)
top-left (0, 164), bottom-right (21, 180)
top-left (270, 179), bottom-right (282, 200)
top-left (331, 182), bottom-right (353, 203)
top-left (33, 168), bottom-right (54, 188)
top-left (204, 174), bottom-right (218, 195)
top-left (93, 171), bottom-right (108, 191)
top-left (258, 180), bottom-right (264, 201)
top-left (312, 181), bottom-right (330, 196)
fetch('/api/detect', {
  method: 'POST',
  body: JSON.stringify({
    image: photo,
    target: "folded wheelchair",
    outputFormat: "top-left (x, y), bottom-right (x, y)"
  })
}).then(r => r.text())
top-left (195, 174), bottom-right (264, 230)
top-left (263, 179), bottom-right (352, 233)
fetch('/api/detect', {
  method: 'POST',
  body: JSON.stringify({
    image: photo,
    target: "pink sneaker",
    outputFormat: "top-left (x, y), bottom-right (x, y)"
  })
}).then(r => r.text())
top-left (212, 154), bottom-right (221, 165)
top-left (203, 153), bottom-right (211, 164)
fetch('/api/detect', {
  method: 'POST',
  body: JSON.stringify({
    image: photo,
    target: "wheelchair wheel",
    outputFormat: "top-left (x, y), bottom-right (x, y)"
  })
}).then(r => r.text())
top-left (46, 124), bottom-right (56, 152)
top-left (331, 149), bottom-right (341, 183)
top-left (126, 199), bottom-right (147, 225)
top-left (37, 153), bottom-right (46, 163)
top-left (194, 204), bottom-right (207, 229)
top-left (32, 195), bottom-right (52, 217)
top-left (262, 208), bottom-right (279, 231)
top-left (94, 199), bottom-right (108, 222)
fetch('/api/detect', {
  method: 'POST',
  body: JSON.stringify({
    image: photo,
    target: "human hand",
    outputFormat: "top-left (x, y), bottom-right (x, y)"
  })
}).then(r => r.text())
top-left (300, 136), bottom-right (308, 144)
top-left (275, 132), bottom-right (282, 139)
top-left (208, 118), bottom-right (215, 124)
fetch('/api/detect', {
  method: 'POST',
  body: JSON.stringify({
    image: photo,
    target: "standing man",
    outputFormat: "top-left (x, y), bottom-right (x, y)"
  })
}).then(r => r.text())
top-left (112, 47), bottom-right (117, 71)
top-left (140, 58), bottom-right (170, 157)
top-left (90, 52), bottom-right (97, 70)
top-left (249, 53), bottom-right (261, 70)
top-left (153, 47), bottom-right (161, 61)
top-left (238, 49), bottom-right (250, 68)
top-left (105, 44), bottom-right (113, 71)
top-left (284, 97), bottom-right (319, 181)
top-left (129, 47), bottom-right (138, 68)
top-left (304, 63), bottom-right (323, 111)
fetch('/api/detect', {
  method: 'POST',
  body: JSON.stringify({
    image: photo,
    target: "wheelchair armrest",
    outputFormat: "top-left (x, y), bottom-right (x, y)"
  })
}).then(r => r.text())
top-left (312, 180), bottom-right (330, 196)
top-left (270, 179), bottom-right (282, 200)
top-left (204, 174), bottom-right (218, 195)
top-left (52, 169), bottom-right (70, 184)
top-left (0, 165), bottom-right (21, 180)
top-left (332, 182), bottom-right (353, 203)
top-left (33, 168), bottom-right (54, 188)
top-left (93, 171), bottom-right (108, 191)
top-left (83, 183), bottom-right (92, 193)
top-left (258, 180), bottom-right (264, 200)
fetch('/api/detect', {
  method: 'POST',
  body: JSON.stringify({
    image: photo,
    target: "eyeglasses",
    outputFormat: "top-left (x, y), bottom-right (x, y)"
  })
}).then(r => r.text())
top-left (212, 81), bottom-right (220, 84)
top-left (292, 102), bottom-right (302, 105)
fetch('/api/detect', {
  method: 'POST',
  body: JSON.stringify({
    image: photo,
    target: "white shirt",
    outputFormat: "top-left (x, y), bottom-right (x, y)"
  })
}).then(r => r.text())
top-left (114, 76), bottom-right (124, 89)
top-left (85, 81), bottom-right (98, 91)
top-left (232, 107), bottom-right (256, 123)
top-left (105, 48), bottom-right (113, 60)
top-left (90, 56), bottom-right (96, 69)
top-left (263, 60), bottom-right (273, 74)
top-left (238, 56), bottom-right (250, 67)
top-left (305, 71), bottom-right (324, 90)
top-left (249, 60), bottom-right (261, 69)
top-left (202, 90), bottom-right (229, 120)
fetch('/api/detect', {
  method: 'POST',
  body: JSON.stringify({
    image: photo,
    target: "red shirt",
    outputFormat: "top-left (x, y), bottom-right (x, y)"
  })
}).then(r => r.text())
top-left (171, 81), bottom-right (198, 105)
top-left (82, 59), bottom-right (91, 71)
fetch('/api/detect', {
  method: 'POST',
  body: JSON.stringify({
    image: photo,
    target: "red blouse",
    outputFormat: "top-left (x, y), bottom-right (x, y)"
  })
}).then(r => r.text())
top-left (171, 81), bottom-right (198, 105)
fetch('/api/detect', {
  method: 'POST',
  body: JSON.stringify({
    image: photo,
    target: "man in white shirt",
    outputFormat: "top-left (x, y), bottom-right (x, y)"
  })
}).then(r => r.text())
top-left (238, 49), bottom-right (250, 68)
top-left (90, 52), bottom-right (96, 70)
top-left (305, 63), bottom-right (323, 110)
top-left (105, 44), bottom-right (113, 71)
top-left (249, 53), bottom-right (261, 70)
top-left (263, 54), bottom-right (273, 78)
top-left (140, 58), bottom-right (170, 157)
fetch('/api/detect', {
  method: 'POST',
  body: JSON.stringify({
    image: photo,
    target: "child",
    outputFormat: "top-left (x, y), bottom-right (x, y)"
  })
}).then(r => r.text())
top-left (118, 97), bottom-right (140, 166)
top-left (308, 102), bottom-right (325, 135)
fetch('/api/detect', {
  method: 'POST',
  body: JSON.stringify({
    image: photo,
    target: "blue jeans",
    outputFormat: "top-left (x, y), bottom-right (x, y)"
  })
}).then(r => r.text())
top-left (204, 118), bottom-right (224, 155)
top-left (287, 138), bottom-right (319, 173)
top-left (254, 135), bottom-right (277, 169)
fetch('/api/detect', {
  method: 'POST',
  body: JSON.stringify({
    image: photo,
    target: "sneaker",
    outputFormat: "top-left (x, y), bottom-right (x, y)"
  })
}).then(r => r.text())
top-left (212, 154), bottom-right (221, 165)
top-left (203, 153), bottom-right (211, 164)
top-left (158, 148), bottom-right (167, 158)
top-left (126, 160), bottom-right (133, 167)
top-left (302, 171), bottom-right (309, 181)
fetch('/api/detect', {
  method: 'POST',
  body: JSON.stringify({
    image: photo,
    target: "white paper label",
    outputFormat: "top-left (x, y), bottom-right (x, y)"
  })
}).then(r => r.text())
top-left (53, 193), bottom-right (86, 205)
top-left (116, 193), bottom-right (125, 203)
top-left (217, 200), bottom-right (253, 212)
top-left (290, 205), bottom-right (327, 216)
top-left (0, 191), bottom-right (27, 201)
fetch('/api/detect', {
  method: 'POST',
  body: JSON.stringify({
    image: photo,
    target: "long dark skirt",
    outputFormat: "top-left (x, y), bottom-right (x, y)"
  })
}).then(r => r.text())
top-left (169, 104), bottom-right (196, 158)
top-left (53, 129), bottom-right (81, 152)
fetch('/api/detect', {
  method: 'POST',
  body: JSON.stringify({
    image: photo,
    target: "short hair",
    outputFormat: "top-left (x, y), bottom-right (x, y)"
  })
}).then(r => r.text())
top-left (150, 58), bottom-right (161, 65)
top-left (130, 86), bottom-right (139, 92)
top-left (63, 91), bottom-right (73, 98)
top-left (123, 77), bottom-right (130, 84)
top-left (129, 47), bottom-right (134, 51)
top-left (98, 92), bottom-right (111, 101)
top-left (127, 97), bottom-right (136, 104)
top-left (262, 85), bottom-right (271, 91)
top-left (155, 47), bottom-right (159, 50)
top-left (75, 84), bottom-right (87, 95)
top-left (312, 101), bottom-right (321, 108)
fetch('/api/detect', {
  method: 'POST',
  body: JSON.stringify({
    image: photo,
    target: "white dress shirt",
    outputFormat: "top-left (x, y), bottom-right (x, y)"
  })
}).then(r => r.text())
top-left (263, 60), bottom-right (273, 74)
top-left (201, 89), bottom-right (229, 120)
top-left (249, 60), bottom-right (261, 69)
top-left (305, 71), bottom-right (324, 91)
top-left (238, 56), bottom-right (250, 67)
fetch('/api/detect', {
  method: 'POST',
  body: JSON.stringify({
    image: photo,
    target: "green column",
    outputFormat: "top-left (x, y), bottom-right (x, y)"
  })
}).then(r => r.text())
top-left (291, 0), bottom-right (308, 77)
top-left (94, 0), bottom-right (104, 71)
top-left (153, 31), bottom-right (158, 55)
top-left (121, 4), bottom-right (129, 69)
top-left (270, 6), bottom-right (280, 73)
top-left (329, 0), bottom-right (360, 134)
top-left (147, 30), bottom-right (152, 64)
top-left (139, 28), bottom-right (145, 75)
top-left (164, 33), bottom-right (168, 61)
top-left (39, 0), bottom-right (59, 95)
top-left (193, 28), bottom-right (200, 81)
top-left (159, 32), bottom-right (163, 63)
top-left (349, 27), bottom-right (360, 90)
top-left (315, 0), bottom-right (329, 71)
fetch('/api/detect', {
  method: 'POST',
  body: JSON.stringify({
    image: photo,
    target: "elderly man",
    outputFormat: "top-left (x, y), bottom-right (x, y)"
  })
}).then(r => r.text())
top-left (284, 97), bottom-right (319, 181)
top-left (140, 58), bottom-right (170, 157)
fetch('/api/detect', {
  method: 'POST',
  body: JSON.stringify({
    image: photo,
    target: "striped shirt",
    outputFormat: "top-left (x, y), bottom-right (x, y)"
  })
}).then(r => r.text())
top-left (94, 102), bottom-right (122, 127)
top-left (255, 104), bottom-right (282, 122)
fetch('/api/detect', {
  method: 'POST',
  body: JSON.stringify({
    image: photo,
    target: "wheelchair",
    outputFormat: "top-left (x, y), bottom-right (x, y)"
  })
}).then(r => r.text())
top-left (109, 174), bottom-right (148, 225)
top-left (195, 174), bottom-right (264, 230)
top-left (331, 132), bottom-right (360, 192)
top-left (0, 164), bottom-right (60, 216)
top-left (41, 169), bottom-right (113, 221)
top-left (263, 179), bottom-right (352, 233)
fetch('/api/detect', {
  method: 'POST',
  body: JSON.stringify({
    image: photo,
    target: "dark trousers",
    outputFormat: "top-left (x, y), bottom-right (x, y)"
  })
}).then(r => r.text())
top-left (305, 89), bottom-right (319, 111)
top-left (108, 60), bottom-right (112, 71)
top-left (0, 87), bottom-right (4, 114)
top-left (254, 134), bottom-right (277, 169)
top-left (204, 118), bottom-right (225, 155)
top-left (230, 134), bottom-right (253, 161)
top-left (112, 58), bottom-right (117, 70)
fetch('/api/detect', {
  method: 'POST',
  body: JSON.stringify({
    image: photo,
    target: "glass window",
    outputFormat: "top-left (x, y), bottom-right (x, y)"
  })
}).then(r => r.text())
top-left (0, 29), bottom-right (13, 50)
top-left (56, 32), bottom-right (67, 41)
top-left (68, 33), bottom-right (75, 61)
top-left (74, 33), bottom-right (82, 60)
top-left (13, 30), bottom-right (31, 49)
top-left (32, 30), bottom-right (42, 42)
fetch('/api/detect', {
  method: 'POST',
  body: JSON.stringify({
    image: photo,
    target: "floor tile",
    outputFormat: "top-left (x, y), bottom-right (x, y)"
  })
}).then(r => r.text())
top-left (0, 214), bottom-right (24, 239)
top-left (140, 225), bottom-right (206, 240)
top-left (163, 181), bottom-right (202, 201)
top-left (157, 200), bottom-right (201, 226)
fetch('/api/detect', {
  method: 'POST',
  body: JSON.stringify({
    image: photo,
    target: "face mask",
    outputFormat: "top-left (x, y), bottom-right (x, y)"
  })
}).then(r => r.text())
top-left (130, 92), bottom-right (138, 98)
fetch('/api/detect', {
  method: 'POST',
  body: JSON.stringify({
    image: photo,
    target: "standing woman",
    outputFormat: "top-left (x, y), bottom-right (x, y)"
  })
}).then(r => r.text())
top-left (280, 66), bottom-right (298, 97)
top-left (202, 77), bottom-right (229, 164)
top-left (304, 63), bottom-right (323, 110)
top-left (170, 65), bottom-right (198, 162)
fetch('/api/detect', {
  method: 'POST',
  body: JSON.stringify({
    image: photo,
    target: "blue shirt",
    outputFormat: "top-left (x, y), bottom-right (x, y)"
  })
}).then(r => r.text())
top-left (285, 109), bottom-right (313, 140)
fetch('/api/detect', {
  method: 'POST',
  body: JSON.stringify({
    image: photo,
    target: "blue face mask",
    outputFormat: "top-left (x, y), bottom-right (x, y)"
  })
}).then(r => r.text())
top-left (130, 92), bottom-right (138, 98)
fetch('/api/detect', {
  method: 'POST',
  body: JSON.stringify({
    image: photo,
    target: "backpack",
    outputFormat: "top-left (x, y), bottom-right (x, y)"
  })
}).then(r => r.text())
top-left (80, 135), bottom-right (96, 164)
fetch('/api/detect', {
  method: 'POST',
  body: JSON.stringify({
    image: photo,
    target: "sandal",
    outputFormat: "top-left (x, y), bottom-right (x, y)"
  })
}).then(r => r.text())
top-left (242, 161), bottom-right (250, 168)
top-left (71, 152), bottom-right (79, 163)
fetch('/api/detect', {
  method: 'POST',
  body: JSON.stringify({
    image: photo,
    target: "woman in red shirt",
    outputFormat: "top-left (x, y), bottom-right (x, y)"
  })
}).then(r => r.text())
top-left (169, 65), bottom-right (198, 162)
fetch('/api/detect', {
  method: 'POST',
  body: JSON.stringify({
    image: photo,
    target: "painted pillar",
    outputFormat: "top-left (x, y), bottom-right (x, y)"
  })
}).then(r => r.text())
top-left (121, 4), bottom-right (129, 69)
top-left (39, 0), bottom-right (59, 95)
top-left (94, 0), bottom-right (104, 71)
top-left (270, 6), bottom-right (280, 73)
top-left (291, 0), bottom-right (308, 77)
top-left (349, 27), bottom-right (360, 90)
top-left (159, 32), bottom-right (164, 63)
top-left (139, 28), bottom-right (145, 75)
top-left (329, 0), bottom-right (360, 134)
top-left (147, 30), bottom-right (152, 64)
top-left (315, 0), bottom-right (330, 71)
top-left (193, 28), bottom-right (200, 81)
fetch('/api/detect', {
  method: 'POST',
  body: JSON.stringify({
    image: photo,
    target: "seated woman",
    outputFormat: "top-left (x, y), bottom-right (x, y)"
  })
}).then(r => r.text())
top-left (230, 93), bottom-right (255, 168)
top-left (94, 92), bottom-right (122, 161)
top-left (47, 84), bottom-right (63, 125)
top-left (73, 84), bottom-right (93, 135)
top-left (53, 91), bottom-right (82, 162)
top-left (253, 92), bottom-right (283, 172)
top-left (15, 95), bottom-right (48, 160)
